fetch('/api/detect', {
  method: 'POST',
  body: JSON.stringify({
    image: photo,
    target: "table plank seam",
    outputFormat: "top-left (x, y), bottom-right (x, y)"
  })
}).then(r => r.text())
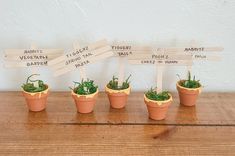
top-left (14, 122), bottom-right (235, 127)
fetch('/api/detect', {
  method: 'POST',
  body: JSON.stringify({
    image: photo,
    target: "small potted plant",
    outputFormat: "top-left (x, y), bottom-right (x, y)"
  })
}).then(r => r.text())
top-left (176, 71), bottom-right (202, 106)
top-left (21, 74), bottom-right (49, 112)
top-left (105, 75), bottom-right (131, 109)
top-left (144, 88), bottom-right (172, 120)
top-left (70, 79), bottom-right (98, 113)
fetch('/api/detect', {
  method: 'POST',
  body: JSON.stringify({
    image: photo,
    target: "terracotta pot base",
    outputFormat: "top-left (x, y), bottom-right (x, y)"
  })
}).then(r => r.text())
top-left (26, 99), bottom-right (47, 112)
top-left (108, 93), bottom-right (128, 109)
top-left (22, 85), bottom-right (49, 112)
top-left (71, 90), bottom-right (98, 114)
top-left (144, 94), bottom-right (172, 120)
top-left (176, 81), bottom-right (201, 107)
top-left (105, 85), bottom-right (130, 109)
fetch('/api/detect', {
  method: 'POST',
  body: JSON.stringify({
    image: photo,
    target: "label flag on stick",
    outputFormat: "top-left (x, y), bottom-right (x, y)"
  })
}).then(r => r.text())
top-left (156, 66), bottom-right (164, 93)
top-left (112, 44), bottom-right (152, 57)
top-left (128, 52), bottom-right (193, 66)
top-left (153, 44), bottom-right (223, 79)
top-left (112, 43), bottom-right (152, 87)
top-left (170, 40), bottom-right (223, 78)
top-left (4, 45), bottom-right (63, 68)
top-left (154, 46), bottom-right (223, 61)
top-left (48, 39), bottom-right (113, 77)
top-left (129, 47), bottom-right (193, 93)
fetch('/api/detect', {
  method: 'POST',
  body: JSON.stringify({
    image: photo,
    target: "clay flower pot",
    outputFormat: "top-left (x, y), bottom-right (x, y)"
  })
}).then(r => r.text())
top-left (22, 85), bottom-right (49, 112)
top-left (144, 94), bottom-right (173, 120)
top-left (105, 85), bottom-right (131, 109)
top-left (176, 80), bottom-right (202, 106)
top-left (71, 89), bottom-right (98, 113)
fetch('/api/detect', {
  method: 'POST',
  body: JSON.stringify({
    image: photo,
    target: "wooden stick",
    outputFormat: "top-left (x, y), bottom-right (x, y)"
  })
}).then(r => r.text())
top-left (156, 66), bottom-right (164, 93)
top-left (30, 43), bottom-right (38, 75)
top-left (30, 43), bottom-right (39, 87)
top-left (186, 40), bottom-right (197, 77)
top-left (53, 51), bottom-right (113, 77)
top-left (50, 45), bottom-right (112, 71)
top-left (112, 44), bottom-right (152, 51)
top-left (4, 61), bottom-right (48, 68)
top-left (73, 42), bottom-right (87, 80)
top-left (129, 53), bottom-right (192, 60)
top-left (128, 59), bottom-right (193, 66)
top-left (48, 40), bottom-right (110, 66)
top-left (5, 53), bottom-right (61, 61)
top-left (4, 49), bottom-right (63, 55)
top-left (156, 46), bottom-right (223, 53)
top-left (193, 55), bottom-right (221, 61)
top-left (118, 57), bottom-right (125, 87)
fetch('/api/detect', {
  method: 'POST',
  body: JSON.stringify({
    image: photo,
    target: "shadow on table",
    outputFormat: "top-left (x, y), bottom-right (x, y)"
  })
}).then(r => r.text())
top-left (175, 105), bottom-right (198, 124)
top-left (106, 106), bottom-right (130, 124)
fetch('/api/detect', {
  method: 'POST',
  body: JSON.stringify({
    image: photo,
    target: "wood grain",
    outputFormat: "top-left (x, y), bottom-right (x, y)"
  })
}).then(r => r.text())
top-left (0, 124), bottom-right (234, 155)
top-left (0, 92), bottom-right (234, 155)
top-left (0, 92), bottom-right (234, 125)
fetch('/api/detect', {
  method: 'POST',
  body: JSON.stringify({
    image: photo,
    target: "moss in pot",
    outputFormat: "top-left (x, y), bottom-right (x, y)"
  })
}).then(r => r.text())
top-left (21, 74), bottom-right (49, 112)
top-left (105, 75), bottom-right (131, 109)
top-left (176, 71), bottom-right (202, 106)
top-left (144, 88), bottom-right (173, 120)
top-left (70, 79), bottom-right (98, 113)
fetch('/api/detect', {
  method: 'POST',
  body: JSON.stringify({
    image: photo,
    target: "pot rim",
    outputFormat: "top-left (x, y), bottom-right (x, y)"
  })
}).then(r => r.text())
top-left (144, 93), bottom-right (173, 106)
top-left (22, 84), bottom-right (49, 96)
top-left (105, 85), bottom-right (130, 95)
top-left (71, 88), bottom-right (98, 99)
top-left (176, 80), bottom-right (202, 91)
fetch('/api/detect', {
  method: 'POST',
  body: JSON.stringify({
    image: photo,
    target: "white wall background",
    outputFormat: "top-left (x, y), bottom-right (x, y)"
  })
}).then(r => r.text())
top-left (0, 0), bottom-right (235, 92)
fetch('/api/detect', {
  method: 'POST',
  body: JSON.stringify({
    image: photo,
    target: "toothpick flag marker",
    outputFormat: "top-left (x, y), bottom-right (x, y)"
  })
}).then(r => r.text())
top-left (48, 39), bottom-right (113, 77)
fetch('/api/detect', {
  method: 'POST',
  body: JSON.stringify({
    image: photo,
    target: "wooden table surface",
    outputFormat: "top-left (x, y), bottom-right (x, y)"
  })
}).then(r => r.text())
top-left (0, 92), bottom-right (235, 155)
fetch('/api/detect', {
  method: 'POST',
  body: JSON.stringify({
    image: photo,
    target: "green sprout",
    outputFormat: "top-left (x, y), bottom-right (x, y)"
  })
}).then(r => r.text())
top-left (70, 79), bottom-right (98, 95)
top-left (107, 75), bottom-right (131, 90)
top-left (145, 88), bottom-right (170, 101)
top-left (177, 71), bottom-right (201, 88)
top-left (22, 74), bottom-right (47, 93)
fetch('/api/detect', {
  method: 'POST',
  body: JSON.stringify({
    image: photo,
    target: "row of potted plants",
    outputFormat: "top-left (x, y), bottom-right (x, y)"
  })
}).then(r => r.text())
top-left (21, 72), bottom-right (202, 120)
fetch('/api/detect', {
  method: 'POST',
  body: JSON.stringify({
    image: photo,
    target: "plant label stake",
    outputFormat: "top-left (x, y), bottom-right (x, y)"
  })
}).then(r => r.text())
top-left (30, 43), bottom-right (39, 87)
top-left (187, 40), bottom-right (198, 74)
top-left (184, 45), bottom-right (223, 74)
top-left (129, 48), bottom-right (193, 92)
top-left (160, 43), bottom-right (223, 78)
top-left (4, 45), bottom-right (63, 68)
top-left (48, 39), bottom-right (113, 77)
top-left (117, 57), bottom-right (125, 86)
top-left (112, 43), bottom-right (152, 86)
top-left (4, 44), bottom-right (63, 80)
top-left (156, 65), bottom-right (164, 93)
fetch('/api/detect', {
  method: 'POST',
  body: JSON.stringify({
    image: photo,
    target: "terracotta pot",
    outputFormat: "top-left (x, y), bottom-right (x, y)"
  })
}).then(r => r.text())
top-left (144, 94), bottom-right (172, 120)
top-left (105, 85), bottom-right (131, 109)
top-left (22, 85), bottom-right (49, 112)
top-left (71, 89), bottom-right (98, 113)
top-left (176, 80), bottom-right (202, 106)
